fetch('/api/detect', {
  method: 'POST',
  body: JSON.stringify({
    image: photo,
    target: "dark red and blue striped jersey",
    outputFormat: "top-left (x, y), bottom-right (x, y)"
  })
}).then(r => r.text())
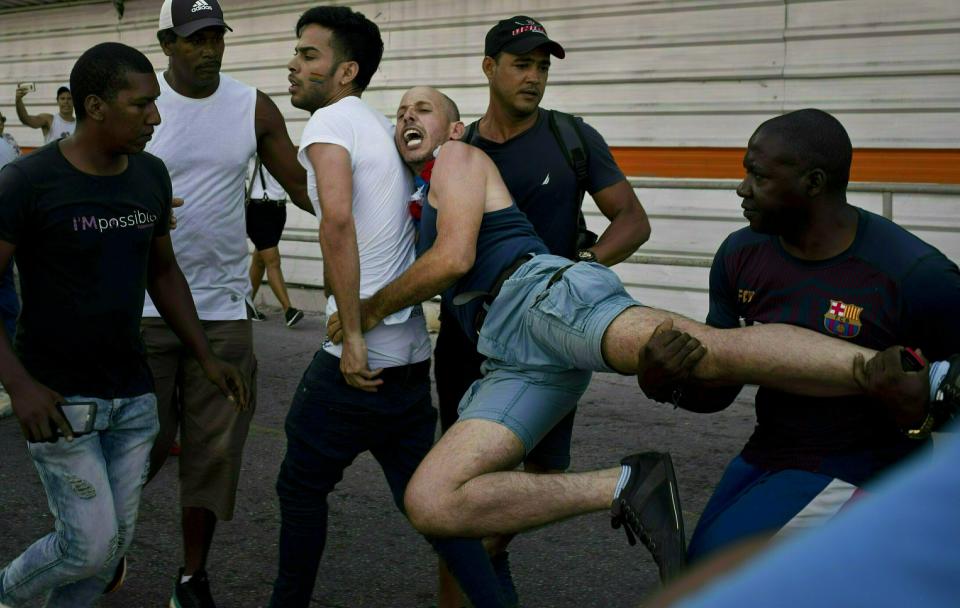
top-left (708, 208), bottom-right (960, 485)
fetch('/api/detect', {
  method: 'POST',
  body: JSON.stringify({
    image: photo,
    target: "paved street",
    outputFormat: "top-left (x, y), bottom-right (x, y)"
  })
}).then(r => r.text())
top-left (0, 309), bottom-right (756, 607)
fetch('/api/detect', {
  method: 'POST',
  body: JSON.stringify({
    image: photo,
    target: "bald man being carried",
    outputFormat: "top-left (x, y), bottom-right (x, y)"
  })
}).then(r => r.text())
top-left (328, 86), bottom-right (959, 583)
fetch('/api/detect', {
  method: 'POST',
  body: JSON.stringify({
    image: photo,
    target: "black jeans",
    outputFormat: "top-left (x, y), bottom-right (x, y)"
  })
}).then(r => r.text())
top-left (270, 350), bottom-right (506, 607)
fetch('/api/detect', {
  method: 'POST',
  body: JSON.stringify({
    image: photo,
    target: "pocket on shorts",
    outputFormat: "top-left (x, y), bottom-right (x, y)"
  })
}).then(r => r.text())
top-left (531, 278), bottom-right (593, 334)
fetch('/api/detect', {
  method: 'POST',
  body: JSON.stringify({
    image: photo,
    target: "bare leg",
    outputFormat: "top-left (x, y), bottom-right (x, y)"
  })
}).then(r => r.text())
top-left (260, 246), bottom-right (292, 312)
top-left (600, 307), bottom-right (876, 397)
top-left (182, 506), bottom-right (216, 575)
top-left (249, 250), bottom-right (265, 300)
top-left (435, 459), bottom-right (543, 606)
top-left (405, 419), bottom-right (619, 538)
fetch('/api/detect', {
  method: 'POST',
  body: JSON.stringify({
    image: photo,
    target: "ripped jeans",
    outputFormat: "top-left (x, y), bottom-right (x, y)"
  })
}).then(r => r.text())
top-left (0, 393), bottom-right (159, 607)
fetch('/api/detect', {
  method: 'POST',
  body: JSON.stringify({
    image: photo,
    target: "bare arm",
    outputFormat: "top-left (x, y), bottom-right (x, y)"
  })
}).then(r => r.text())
top-left (254, 90), bottom-right (313, 215)
top-left (588, 179), bottom-right (650, 266)
top-left (308, 143), bottom-right (382, 391)
top-left (147, 234), bottom-right (249, 408)
top-left (364, 142), bottom-right (485, 326)
top-left (14, 87), bottom-right (52, 131)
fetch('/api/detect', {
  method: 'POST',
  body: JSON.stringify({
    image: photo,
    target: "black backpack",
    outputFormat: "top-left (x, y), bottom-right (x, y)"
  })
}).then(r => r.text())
top-left (462, 109), bottom-right (598, 252)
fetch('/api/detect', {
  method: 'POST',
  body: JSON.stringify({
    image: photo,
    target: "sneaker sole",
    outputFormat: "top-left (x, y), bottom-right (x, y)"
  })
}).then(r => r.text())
top-left (660, 453), bottom-right (686, 549)
top-left (103, 556), bottom-right (127, 594)
top-left (656, 453), bottom-right (687, 583)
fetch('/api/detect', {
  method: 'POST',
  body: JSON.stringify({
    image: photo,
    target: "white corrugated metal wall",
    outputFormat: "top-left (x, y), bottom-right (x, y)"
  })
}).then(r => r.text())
top-left (1, 0), bottom-right (958, 319)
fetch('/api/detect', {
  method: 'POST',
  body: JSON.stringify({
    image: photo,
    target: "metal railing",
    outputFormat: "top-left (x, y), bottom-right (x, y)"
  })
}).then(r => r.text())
top-left (280, 178), bottom-right (960, 272)
top-left (612, 178), bottom-right (960, 268)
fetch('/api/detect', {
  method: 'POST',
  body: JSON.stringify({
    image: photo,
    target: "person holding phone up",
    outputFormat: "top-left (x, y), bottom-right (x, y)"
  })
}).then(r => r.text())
top-left (14, 83), bottom-right (76, 145)
top-left (0, 43), bottom-right (248, 608)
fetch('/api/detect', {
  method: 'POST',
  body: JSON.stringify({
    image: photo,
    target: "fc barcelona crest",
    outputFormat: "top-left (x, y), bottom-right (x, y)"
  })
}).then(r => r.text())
top-left (823, 299), bottom-right (863, 338)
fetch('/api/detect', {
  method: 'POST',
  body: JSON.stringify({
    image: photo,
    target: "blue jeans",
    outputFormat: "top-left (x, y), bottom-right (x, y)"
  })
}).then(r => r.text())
top-left (0, 393), bottom-right (159, 607)
top-left (270, 350), bottom-right (506, 608)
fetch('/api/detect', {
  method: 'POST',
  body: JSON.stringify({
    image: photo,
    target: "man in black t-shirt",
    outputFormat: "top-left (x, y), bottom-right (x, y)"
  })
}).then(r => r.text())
top-left (0, 43), bottom-right (247, 608)
top-left (432, 16), bottom-right (652, 605)
top-left (639, 109), bottom-right (960, 565)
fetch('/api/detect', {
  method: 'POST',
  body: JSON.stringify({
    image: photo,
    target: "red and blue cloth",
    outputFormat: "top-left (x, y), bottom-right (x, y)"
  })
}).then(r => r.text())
top-left (408, 159), bottom-right (434, 227)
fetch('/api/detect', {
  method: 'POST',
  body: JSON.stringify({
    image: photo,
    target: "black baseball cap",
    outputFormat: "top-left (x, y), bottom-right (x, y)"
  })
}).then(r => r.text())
top-left (484, 16), bottom-right (565, 59)
top-left (158, 0), bottom-right (232, 37)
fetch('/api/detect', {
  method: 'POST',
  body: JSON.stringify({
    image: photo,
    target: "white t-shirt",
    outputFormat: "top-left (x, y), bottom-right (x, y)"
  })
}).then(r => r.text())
top-left (298, 96), bottom-right (431, 368)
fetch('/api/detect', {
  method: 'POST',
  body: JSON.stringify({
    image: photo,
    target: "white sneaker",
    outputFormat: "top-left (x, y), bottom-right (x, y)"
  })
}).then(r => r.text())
top-left (0, 386), bottom-right (11, 419)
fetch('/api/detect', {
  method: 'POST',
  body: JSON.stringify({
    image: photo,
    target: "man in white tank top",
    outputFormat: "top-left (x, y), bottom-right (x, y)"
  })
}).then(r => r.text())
top-left (14, 85), bottom-right (75, 144)
top-left (141, 1), bottom-right (312, 606)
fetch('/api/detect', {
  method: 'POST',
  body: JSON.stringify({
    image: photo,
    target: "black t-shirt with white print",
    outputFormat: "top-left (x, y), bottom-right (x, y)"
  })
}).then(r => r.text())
top-left (0, 142), bottom-right (172, 398)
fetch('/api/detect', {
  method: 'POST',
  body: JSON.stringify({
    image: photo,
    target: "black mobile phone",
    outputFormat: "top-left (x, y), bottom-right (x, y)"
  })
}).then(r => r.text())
top-left (56, 401), bottom-right (98, 436)
top-left (900, 348), bottom-right (925, 372)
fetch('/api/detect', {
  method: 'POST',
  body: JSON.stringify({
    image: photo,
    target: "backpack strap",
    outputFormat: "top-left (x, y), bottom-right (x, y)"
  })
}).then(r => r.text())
top-left (245, 156), bottom-right (260, 202)
top-left (547, 109), bottom-right (597, 251)
top-left (463, 120), bottom-right (481, 145)
top-left (546, 109), bottom-right (590, 199)
top-left (257, 158), bottom-right (268, 195)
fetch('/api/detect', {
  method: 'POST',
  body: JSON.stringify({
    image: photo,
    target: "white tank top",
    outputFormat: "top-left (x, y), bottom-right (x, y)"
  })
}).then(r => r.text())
top-left (44, 113), bottom-right (75, 144)
top-left (143, 72), bottom-right (257, 320)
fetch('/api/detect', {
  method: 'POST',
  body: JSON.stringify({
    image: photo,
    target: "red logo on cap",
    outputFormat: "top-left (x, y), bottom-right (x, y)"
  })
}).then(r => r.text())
top-left (512, 25), bottom-right (546, 37)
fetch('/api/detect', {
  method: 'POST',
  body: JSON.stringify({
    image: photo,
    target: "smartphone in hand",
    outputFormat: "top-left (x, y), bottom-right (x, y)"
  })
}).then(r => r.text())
top-left (56, 401), bottom-right (98, 436)
top-left (17, 82), bottom-right (36, 93)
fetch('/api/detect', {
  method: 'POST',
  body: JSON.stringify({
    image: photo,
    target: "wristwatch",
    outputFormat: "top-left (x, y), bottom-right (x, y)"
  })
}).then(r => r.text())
top-left (577, 249), bottom-right (598, 263)
top-left (904, 407), bottom-right (936, 440)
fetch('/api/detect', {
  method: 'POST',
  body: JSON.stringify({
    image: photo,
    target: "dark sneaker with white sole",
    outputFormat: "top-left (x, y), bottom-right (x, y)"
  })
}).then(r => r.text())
top-left (170, 568), bottom-right (216, 608)
top-left (610, 452), bottom-right (686, 583)
top-left (284, 307), bottom-right (304, 328)
top-left (102, 555), bottom-right (127, 594)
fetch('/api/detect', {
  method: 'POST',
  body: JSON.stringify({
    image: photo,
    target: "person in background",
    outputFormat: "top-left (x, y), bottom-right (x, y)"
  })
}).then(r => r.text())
top-left (0, 110), bottom-right (20, 417)
top-left (246, 156), bottom-right (303, 327)
top-left (15, 85), bottom-right (75, 144)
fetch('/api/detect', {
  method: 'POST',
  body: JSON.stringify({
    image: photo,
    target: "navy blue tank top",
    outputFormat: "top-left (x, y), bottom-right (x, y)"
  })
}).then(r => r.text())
top-left (417, 183), bottom-right (547, 339)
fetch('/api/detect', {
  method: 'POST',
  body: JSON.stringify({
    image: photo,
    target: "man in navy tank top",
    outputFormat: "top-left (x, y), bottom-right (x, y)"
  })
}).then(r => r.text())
top-left (635, 109), bottom-right (960, 565)
top-left (327, 87), bottom-right (960, 584)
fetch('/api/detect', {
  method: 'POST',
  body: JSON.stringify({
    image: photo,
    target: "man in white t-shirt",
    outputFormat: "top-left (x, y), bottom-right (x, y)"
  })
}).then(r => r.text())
top-left (268, 7), bottom-right (506, 608)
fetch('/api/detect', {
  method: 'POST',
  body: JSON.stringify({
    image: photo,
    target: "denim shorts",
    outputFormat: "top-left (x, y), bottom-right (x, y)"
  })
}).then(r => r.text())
top-left (459, 254), bottom-right (638, 457)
